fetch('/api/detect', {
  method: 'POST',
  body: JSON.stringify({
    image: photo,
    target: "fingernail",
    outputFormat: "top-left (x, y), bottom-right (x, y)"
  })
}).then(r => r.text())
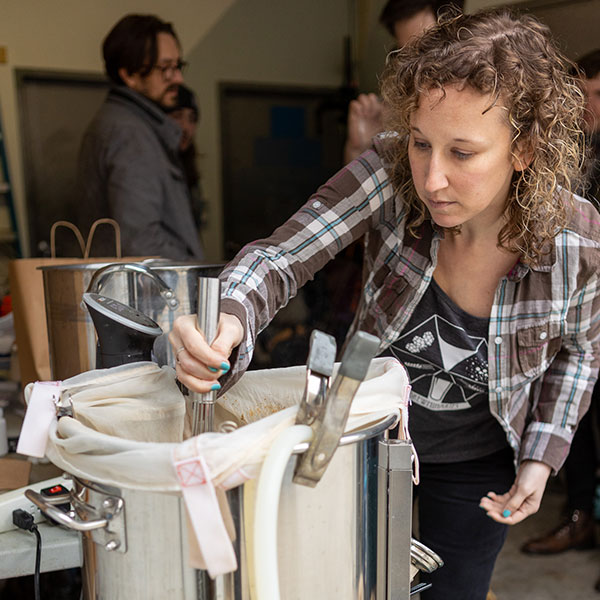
top-left (211, 383), bottom-right (221, 391)
top-left (208, 367), bottom-right (219, 373)
top-left (220, 362), bottom-right (230, 372)
top-left (502, 509), bottom-right (511, 518)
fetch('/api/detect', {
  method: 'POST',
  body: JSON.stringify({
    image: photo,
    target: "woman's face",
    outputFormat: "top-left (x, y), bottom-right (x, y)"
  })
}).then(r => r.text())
top-left (170, 107), bottom-right (198, 151)
top-left (408, 85), bottom-right (525, 231)
top-left (582, 73), bottom-right (600, 134)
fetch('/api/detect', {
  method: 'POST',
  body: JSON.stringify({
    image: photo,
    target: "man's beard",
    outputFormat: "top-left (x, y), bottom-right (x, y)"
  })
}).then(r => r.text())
top-left (159, 84), bottom-right (180, 109)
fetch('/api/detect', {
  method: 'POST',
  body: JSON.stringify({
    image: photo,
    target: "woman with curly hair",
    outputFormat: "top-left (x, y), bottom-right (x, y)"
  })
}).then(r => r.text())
top-left (170, 8), bottom-right (600, 598)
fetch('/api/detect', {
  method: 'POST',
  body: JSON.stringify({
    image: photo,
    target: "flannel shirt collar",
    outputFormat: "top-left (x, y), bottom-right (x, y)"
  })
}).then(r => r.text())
top-left (428, 220), bottom-right (556, 283)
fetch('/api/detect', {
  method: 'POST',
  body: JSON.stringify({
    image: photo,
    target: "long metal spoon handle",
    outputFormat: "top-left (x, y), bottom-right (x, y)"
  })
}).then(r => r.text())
top-left (191, 277), bottom-right (221, 435)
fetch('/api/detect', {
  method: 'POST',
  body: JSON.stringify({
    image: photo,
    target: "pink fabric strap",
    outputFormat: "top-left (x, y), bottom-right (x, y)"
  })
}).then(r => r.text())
top-left (173, 454), bottom-right (237, 577)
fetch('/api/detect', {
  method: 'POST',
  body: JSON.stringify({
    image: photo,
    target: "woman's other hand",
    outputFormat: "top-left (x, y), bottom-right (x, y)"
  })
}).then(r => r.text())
top-left (479, 460), bottom-right (552, 525)
top-left (169, 313), bottom-right (244, 393)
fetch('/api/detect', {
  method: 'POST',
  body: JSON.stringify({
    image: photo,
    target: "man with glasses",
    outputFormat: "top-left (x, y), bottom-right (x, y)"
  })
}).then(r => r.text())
top-left (76, 14), bottom-right (204, 259)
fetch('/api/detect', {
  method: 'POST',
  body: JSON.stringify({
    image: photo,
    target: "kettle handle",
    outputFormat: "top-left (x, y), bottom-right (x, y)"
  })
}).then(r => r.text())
top-left (25, 489), bottom-right (109, 532)
top-left (85, 263), bottom-right (180, 310)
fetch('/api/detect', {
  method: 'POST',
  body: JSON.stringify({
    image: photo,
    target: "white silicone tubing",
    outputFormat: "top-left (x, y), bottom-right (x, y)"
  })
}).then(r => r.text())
top-left (253, 424), bottom-right (313, 600)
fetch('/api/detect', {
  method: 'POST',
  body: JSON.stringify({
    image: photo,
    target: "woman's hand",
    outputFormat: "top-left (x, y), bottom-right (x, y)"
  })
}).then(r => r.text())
top-left (479, 460), bottom-right (552, 525)
top-left (168, 312), bottom-right (244, 393)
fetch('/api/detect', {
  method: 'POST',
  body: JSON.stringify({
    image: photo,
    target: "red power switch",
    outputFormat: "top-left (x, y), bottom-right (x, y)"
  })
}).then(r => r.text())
top-left (40, 483), bottom-right (71, 525)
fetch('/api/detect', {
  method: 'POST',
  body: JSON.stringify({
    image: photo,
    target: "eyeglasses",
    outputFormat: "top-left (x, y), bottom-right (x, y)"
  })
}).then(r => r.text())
top-left (153, 60), bottom-right (188, 81)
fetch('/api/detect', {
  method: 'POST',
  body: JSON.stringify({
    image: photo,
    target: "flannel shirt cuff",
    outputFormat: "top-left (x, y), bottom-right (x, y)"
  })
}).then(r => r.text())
top-left (518, 421), bottom-right (574, 475)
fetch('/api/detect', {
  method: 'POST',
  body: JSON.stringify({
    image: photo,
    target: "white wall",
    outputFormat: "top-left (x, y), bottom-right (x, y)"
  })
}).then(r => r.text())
top-left (0, 0), bottom-right (350, 260)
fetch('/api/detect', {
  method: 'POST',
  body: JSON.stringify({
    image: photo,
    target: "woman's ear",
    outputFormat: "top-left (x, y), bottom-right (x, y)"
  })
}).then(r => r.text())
top-left (512, 141), bottom-right (533, 172)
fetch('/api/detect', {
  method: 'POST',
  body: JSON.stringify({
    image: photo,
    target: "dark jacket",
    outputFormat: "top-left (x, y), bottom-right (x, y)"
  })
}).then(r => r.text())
top-left (76, 86), bottom-right (203, 260)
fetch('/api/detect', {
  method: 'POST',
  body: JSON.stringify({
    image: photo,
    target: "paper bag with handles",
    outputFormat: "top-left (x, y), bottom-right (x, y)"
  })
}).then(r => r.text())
top-left (9, 219), bottom-right (149, 388)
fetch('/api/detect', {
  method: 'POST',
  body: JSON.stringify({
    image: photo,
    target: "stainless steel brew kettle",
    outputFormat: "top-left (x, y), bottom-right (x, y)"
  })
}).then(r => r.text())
top-left (40, 259), bottom-right (222, 379)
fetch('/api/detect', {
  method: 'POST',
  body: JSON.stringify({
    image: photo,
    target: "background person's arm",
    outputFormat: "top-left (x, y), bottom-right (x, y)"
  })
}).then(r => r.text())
top-left (343, 93), bottom-right (384, 163)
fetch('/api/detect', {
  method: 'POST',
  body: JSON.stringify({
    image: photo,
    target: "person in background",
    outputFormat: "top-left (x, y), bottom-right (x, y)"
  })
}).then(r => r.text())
top-left (520, 47), bottom-right (600, 595)
top-left (166, 84), bottom-right (206, 250)
top-left (76, 14), bottom-right (203, 260)
top-left (580, 49), bottom-right (600, 203)
top-left (344, 0), bottom-right (465, 163)
top-left (170, 9), bottom-right (600, 598)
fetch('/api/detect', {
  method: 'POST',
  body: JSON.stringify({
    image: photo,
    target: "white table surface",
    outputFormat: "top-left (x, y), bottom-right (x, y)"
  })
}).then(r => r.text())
top-left (0, 522), bottom-right (82, 579)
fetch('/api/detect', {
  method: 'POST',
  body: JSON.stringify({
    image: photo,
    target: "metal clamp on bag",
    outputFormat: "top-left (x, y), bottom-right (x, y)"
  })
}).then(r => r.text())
top-left (294, 329), bottom-right (337, 428)
top-left (55, 391), bottom-right (74, 419)
top-left (293, 329), bottom-right (381, 487)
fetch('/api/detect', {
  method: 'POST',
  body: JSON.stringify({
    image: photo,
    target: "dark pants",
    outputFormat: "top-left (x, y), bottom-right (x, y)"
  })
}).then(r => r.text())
top-left (565, 384), bottom-right (599, 512)
top-left (416, 447), bottom-right (515, 600)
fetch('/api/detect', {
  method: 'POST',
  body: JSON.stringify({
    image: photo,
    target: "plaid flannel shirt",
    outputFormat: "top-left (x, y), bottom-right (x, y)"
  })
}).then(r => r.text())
top-left (220, 139), bottom-right (600, 473)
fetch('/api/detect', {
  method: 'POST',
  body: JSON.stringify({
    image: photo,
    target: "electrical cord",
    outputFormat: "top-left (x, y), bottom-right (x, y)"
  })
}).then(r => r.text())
top-left (13, 508), bottom-right (42, 600)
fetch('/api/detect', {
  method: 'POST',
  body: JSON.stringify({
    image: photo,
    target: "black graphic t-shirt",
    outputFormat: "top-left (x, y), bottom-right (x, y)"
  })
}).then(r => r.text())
top-left (387, 278), bottom-right (509, 463)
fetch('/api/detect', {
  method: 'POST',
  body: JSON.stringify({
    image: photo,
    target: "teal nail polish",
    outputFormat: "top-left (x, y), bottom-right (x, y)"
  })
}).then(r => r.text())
top-left (208, 367), bottom-right (218, 373)
top-left (211, 383), bottom-right (221, 391)
top-left (502, 509), bottom-right (511, 518)
top-left (220, 362), bottom-right (230, 372)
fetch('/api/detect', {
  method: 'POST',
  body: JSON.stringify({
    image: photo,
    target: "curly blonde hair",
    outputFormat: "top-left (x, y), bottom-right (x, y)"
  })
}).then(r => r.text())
top-left (380, 8), bottom-right (586, 264)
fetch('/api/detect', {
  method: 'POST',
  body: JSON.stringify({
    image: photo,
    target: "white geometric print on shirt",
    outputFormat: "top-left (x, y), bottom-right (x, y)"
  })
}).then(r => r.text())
top-left (390, 314), bottom-right (488, 411)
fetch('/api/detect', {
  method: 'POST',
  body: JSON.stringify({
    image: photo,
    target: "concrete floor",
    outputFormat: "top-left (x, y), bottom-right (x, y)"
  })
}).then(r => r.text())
top-left (490, 479), bottom-right (600, 600)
